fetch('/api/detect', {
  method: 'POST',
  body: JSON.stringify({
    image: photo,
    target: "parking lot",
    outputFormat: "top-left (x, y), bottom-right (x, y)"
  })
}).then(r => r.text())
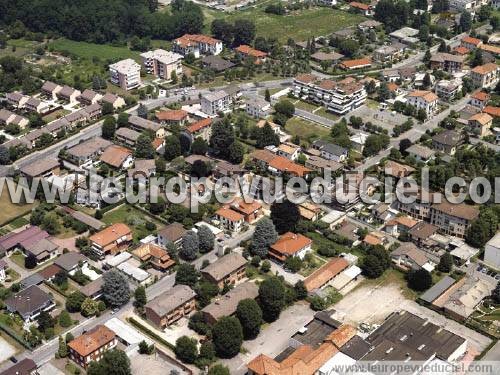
top-left (332, 280), bottom-right (492, 353)
top-left (350, 106), bottom-right (410, 133)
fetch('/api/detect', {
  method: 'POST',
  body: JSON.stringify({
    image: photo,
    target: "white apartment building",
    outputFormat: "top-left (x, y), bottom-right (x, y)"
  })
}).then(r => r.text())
top-left (173, 34), bottom-right (223, 58)
top-left (109, 58), bottom-right (141, 91)
top-left (140, 49), bottom-right (183, 80)
top-left (406, 90), bottom-right (439, 115)
top-left (245, 96), bottom-right (271, 118)
top-left (470, 63), bottom-right (500, 89)
top-left (484, 233), bottom-right (500, 269)
top-left (201, 90), bottom-right (230, 116)
top-left (435, 79), bottom-right (462, 101)
top-left (293, 74), bottom-right (367, 115)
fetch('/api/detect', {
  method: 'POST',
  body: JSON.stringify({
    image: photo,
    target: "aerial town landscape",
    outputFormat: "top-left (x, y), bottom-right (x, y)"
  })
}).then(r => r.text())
top-left (1, 0), bottom-right (500, 374)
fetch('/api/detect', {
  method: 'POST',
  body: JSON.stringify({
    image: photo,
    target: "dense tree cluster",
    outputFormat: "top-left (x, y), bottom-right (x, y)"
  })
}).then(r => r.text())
top-left (0, 0), bottom-right (204, 44)
top-left (211, 19), bottom-right (256, 47)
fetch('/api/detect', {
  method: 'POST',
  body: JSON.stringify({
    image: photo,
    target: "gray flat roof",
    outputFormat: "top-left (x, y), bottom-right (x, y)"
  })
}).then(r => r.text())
top-left (420, 276), bottom-right (456, 303)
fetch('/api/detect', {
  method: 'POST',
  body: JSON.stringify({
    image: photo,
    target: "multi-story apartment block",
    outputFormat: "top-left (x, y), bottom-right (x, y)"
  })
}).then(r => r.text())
top-left (397, 188), bottom-right (437, 221)
top-left (430, 53), bottom-right (464, 73)
top-left (173, 34), bottom-right (223, 58)
top-left (145, 285), bottom-right (196, 329)
top-left (68, 325), bottom-right (117, 369)
top-left (109, 58), bottom-right (141, 91)
top-left (200, 90), bottom-right (230, 116)
top-left (470, 63), bottom-right (500, 89)
top-left (406, 90), bottom-right (439, 115)
top-left (201, 252), bottom-right (247, 289)
top-left (468, 112), bottom-right (493, 137)
top-left (430, 202), bottom-right (479, 239)
top-left (140, 49), bottom-right (183, 80)
top-left (435, 79), bottom-right (462, 101)
top-left (293, 74), bottom-right (367, 115)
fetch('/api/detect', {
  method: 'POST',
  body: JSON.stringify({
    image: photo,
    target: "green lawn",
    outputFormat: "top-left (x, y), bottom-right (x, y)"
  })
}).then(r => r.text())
top-left (49, 38), bottom-right (141, 60)
top-left (203, 7), bottom-right (366, 42)
top-left (285, 116), bottom-right (331, 145)
top-left (103, 204), bottom-right (163, 242)
top-left (0, 187), bottom-right (38, 226)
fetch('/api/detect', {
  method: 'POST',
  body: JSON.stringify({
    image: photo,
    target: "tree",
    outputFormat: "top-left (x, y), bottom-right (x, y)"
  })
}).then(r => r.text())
top-left (101, 116), bottom-right (116, 140)
top-left (274, 100), bottom-right (295, 119)
top-left (422, 73), bottom-right (432, 89)
top-left (117, 112), bottom-right (129, 128)
top-left (270, 200), bottom-right (300, 234)
top-left (87, 349), bottom-right (131, 375)
top-left (175, 336), bottom-right (198, 364)
top-left (250, 218), bottom-right (278, 257)
top-left (198, 225), bottom-right (215, 253)
top-left (256, 123), bottom-right (279, 149)
top-left (180, 231), bottom-right (199, 260)
top-left (363, 134), bottom-right (390, 157)
top-left (41, 212), bottom-right (61, 235)
top-left (212, 316), bottom-right (243, 358)
top-left (191, 160), bottom-right (209, 178)
top-left (135, 133), bottom-right (155, 159)
top-left (471, 48), bottom-right (484, 68)
top-left (134, 285), bottom-right (147, 308)
top-left (210, 118), bottom-right (235, 160)
top-left (59, 310), bottom-right (72, 327)
top-left (265, 88), bottom-right (271, 102)
top-left (284, 256), bottom-right (302, 273)
top-left (81, 298), bottom-right (99, 317)
top-left (208, 364), bottom-right (230, 375)
top-left (102, 270), bottom-right (130, 307)
top-left (294, 280), bottom-right (308, 300)
top-left (466, 208), bottom-right (498, 248)
top-left (37, 310), bottom-right (54, 332)
top-left (232, 19), bottom-right (256, 46)
top-left (191, 137), bottom-right (208, 155)
top-left (0, 145), bottom-right (10, 165)
top-left (25, 253), bottom-right (37, 269)
top-left (138, 340), bottom-right (154, 355)
top-left (437, 252), bottom-right (453, 273)
top-left (258, 276), bottom-right (285, 322)
top-left (459, 11), bottom-right (472, 32)
top-left (407, 269), bottom-right (433, 291)
top-left (229, 141), bottom-right (244, 164)
top-left (164, 135), bottom-right (182, 161)
top-left (236, 299), bottom-right (262, 339)
top-left (66, 291), bottom-right (86, 312)
top-left (58, 336), bottom-right (68, 358)
top-left (493, 282), bottom-right (500, 304)
top-left (175, 263), bottom-right (199, 287)
top-left (423, 49), bottom-right (432, 64)
top-left (137, 104), bottom-right (148, 119)
top-left (310, 295), bottom-right (327, 311)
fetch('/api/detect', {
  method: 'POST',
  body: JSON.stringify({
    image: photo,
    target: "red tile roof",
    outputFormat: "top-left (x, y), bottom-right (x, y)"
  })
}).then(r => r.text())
top-left (462, 36), bottom-right (482, 46)
top-left (483, 106), bottom-right (500, 117)
top-left (186, 118), bottom-right (212, 134)
top-left (270, 232), bottom-right (312, 258)
top-left (235, 45), bottom-right (267, 58)
top-left (155, 109), bottom-right (188, 121)
top-left (304, 257), bottom-right (349, 291)
top-left (471, 91), bottom-right (490, 102)
top-left (216, 207), bottom-right (244, 222)
top-left (350, 1), bottom-right (370, 10)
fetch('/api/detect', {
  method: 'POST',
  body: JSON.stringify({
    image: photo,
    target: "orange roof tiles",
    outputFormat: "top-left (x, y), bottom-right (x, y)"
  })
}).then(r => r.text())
top-left (303, 257), bottom-right (349, 292)
top-left (407, 90), bottom-right (438, 103)
top-left (186, 118), bottom-right (212, 134)
top-left (99, 145), bottom-right (132, 168)
top-left (471, 63), bottom-right (499, 75)
top-left (68, 325), bottom-right (115, 357)
top-left (216, 207), bottom-right (244, 222)
top-left (230, 198), bottom-right (262, 216)
top-left (363, 233), bottom-right (383, 246)
top-left (268, 156), bottom-right (311, 177)
top-left (387, 216), bottom-right (418, 229)
top-left (175, 34), bottom-right (221, 47)
top-left (387, 82), bottom-right (399, 92)
top-left (270, 232), bottom-right (312, 258)
top-left (483, 106), bottom-right (500, 117)
top-left (151, 137), bottom-right (164, 149)
top-left (350, 1), bottom-right (370, 10)
top-left (453, 46), bottom-right (469, 55)
top-left (295, 73), bottom-right (317, 84)
top-left (326, 324), bottom-right (357, 348)
top-left (155, 109), bottom-right (188, 121)
top-left (469, 112), bottom-right (493, 125)
top-left (462, 36), bottom-right (482, 46)
top-left (235, 45), bottom-right (267, 58)
top-left (89, 223), bottom-right (132, 247)
top-left (340, 57), bottom-right (372, 69)
top-left (471, 91), bottom-right (490, 102)
top-left (479, 44), bottom-right (500, 55)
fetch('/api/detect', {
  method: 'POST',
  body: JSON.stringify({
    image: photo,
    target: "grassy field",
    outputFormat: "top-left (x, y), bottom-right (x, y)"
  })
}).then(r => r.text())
top-left (103, 204), bottom-right (163, 242)
top-left (203, 7), bottom-right (366, 42)
top-left (285, 116), bottom-right (331, 145)
top-left (0, 187), bottom-right (37, 226)
top-left (49, 38), bottom-right (141, 60)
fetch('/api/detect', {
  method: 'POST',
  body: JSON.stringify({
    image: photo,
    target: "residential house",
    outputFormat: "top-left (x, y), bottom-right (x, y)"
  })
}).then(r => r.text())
top-left (358, 20), bottom-right (382, 30)
top-left (339, 58), bottom-right (372, 70)
top-left (200, 90), bottom-right (230, 116)
top-left (54, 252), bottom-right (88, 275)
top-left (99, 145), bottom-right (133, 169)
top-left (277, 142), bottom-right (301, 161)
top-left (6, 92), bottom-right (29, 109)
top-left (228, 198), bottom-right (263, 224)
top-left (77, 89), bottom-right (102, 106)
top-left (19, 158), bottom-right (60, 179)
top-left (89, 223), bottom-right (133, 258)
top-left (184, 118), bottom-right (212, 141)
top-left (215, 207), bottom-right (245, 233)
top-left (298, 201), bottom-right (323, 221)
top-left (23, 238), bottom-right (60, 263)
top-left (431, 130), bottom-right (463, 155)
top-left (430, 202), bottom-right (479, 238)
top-left (25, 97), bottom-right (50, 114)
top-left (468, 112), bottom-right (493, 137)
top-left (100, 93), bottom-right (126, 109)
top-left (45, 117), bottom-right (70, 136)
top-left (115, 127), bottom-right (141, 147)
top-left (303, 257), bottom-right (349, 292)
top-left (202, 282), bottom-right (259, 325)
top-left (128, 115), bottom-right (166, 138)
top-left (373, 43), bottom-right (406, 62)
top-left (5, 285), bottom-right (55, 322)
top-left (173, 34), bottom-right (223, 58)
top-left (293, 74), bottom-right (367, 115)
top-left (269, 232), bottom-right (312, 263)
top-left (383, 160), bottom-right (415, 178)
top-left (391, 242), bottom-right (435, 272)
top-left (443, 277), bottom-right (494, 321)
top-left (384, 215), bottom-right (418, 237)
top-left (311, 140), bottom-right (348, 162)
top-left (397, 188), bottom-right (438, 221)
top-left (56, 85), bottom-right (81, 104)
top-left (469, 91), bottom-right (490, 109)
top-left (40, 81), bottom-right (62, 100)
top-left (310, 51), bottom-right (345, 64)
top-left (0, 359), bottom-right (38, 375)
top-left (117, 262), bottom-right (151, 285)
top-left (245, 96), bottom-right (271, 118)
top-left (145, 285), bottom-right (196, 329)
top-left (349, 1), bottom-right (374, 16)
top-left (109, 59), bottom-right (141, 91)
top-left (64, 137), bottom-right (112, 167)
top-left (406, 90), bottom-right (439, 115)
top-left (430, 53), bottom-right (464, 73)
top-left (68, 325), bottom-right (117, 369)
top-left (84, 103), bottom-right (102, 121)
top-left (420, 275), bottom-right (457, 305)
top-left (408, 221), bottom-right (439, 248)
top-left (140, 49), bottom-right (183, 80)
top-left (64, 109), bottom-right (90, 127)
top-left (157, 222), bottom-right (187, 249)
top-left (155, 109), bottom-right (188, 126)
top-left (128, 159), bottom-right (156, 179)
top-left (0, 109), bottom-right (29, 128)
top-left (461, 35), bottom-right (482, 50)
top-left (268, 156), bottom-right (311, 178)
top-left (389, 27), bottom-right (420, 45)
top-left (453, 46), bottom-right (470, 56)
top-left (133, 243), bottom-right (175, 272)
top-left (80, 277), bottom-right (104, 300)
top-left (305, 155), bottom-right (343, 174)
top-left (201, 55), bottom-right (235, 72)
top-left (470, 63), bottom-right (500, 89)
top-left (405, 144), bottom-right (436, 163)
top-left (235, 45), bottom-right (267, 63)
top-left (0, 226), bottom-right (49, 257)
top-left (201, 252), bottom-right (247, 289)
top-left (435, 79), bottom-right (462, 101)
